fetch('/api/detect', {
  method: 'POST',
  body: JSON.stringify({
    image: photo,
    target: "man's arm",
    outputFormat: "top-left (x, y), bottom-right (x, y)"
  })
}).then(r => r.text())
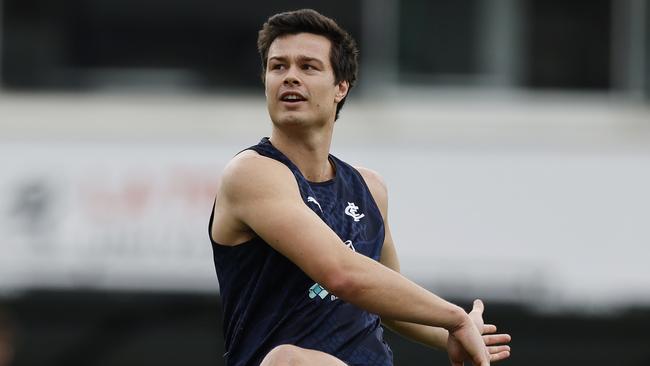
top-left (355, 166), bottom-right (511, 363)
top-left (354, 166), bottom-right (448, 349)
top-left (217, 153), bottom-right (489, 365)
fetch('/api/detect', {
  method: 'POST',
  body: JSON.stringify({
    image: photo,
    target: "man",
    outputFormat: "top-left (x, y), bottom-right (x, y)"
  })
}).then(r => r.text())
top-left (209, 9), bottom-right (511, 366)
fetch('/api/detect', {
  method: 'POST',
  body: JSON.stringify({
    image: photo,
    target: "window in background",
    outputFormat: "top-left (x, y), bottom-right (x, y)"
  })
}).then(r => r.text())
top-left (0, 0), bottom-right (362, 91)
top-left (523, 0), bottom-right (612, 90)
top-left (393, 0), bottom-right (629, 93)
top-left (397, 0), bottom-right (481, 85)
top-left (645, 0), bottom-right (650, 100)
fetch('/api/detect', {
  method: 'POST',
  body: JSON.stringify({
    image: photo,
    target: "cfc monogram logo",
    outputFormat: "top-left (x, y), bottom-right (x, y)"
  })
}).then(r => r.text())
top-left (344, 202), bottom-right (365, 222)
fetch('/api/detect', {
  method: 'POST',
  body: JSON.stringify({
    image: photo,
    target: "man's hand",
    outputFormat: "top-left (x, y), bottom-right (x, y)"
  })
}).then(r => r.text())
top-left (447, 311), bottom-right (490, 366)
top-left (447, 299), bottom-right (511, 366)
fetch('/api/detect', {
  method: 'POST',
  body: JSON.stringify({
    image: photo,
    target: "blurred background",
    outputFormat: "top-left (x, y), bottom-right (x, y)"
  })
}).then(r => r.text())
top-left (1, 0), bottom-right (650, 365)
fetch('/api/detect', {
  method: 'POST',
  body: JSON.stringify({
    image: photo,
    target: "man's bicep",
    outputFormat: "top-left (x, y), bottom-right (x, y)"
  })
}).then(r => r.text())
top-left (247, 196), bottom-right (348, 277)
top-left (227, 157), bottom-right (350, 283)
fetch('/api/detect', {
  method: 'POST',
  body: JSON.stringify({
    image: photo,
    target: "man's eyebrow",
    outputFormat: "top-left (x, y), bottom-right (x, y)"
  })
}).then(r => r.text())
top-left (268, 55), bottom-right (325, 66)
top-left (268, 56), bottom-right (288, 62)
top-left (298, 56), bottom-right (324, 66)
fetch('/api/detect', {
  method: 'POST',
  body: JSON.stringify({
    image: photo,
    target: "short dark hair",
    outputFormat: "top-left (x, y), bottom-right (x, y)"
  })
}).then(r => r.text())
top-left (257, 9), bottom-right (359, 121)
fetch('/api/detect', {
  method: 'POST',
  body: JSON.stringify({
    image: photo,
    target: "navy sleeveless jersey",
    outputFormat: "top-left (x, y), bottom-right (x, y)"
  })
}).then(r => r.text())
top-left (208, 137), bottom-right (393, 366)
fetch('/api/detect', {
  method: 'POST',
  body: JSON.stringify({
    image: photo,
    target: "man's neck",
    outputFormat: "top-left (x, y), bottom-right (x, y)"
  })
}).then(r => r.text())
top-left (269, 126), bottom-right (335, 183)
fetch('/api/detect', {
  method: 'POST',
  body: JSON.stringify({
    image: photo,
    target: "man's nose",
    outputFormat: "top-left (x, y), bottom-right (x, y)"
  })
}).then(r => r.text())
top-left (283, 66), bottom-right (301, 86)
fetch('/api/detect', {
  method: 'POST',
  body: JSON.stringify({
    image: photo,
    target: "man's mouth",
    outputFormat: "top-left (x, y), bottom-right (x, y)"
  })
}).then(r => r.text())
top-left (280, 92), bottom-right (307, 103)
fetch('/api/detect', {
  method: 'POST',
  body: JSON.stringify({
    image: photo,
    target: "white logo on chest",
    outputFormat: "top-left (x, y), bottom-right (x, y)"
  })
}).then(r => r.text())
top-left (307, 196), bottom-right (323, 212)
top-left (344, 202), bottom-right (365, 222)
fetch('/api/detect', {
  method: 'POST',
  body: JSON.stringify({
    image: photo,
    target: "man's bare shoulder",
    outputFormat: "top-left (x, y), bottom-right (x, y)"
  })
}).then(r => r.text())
top-left (354, 166), bottom-right (387, 194)
top-left (219, 150), bottom-right (298, 202)
top-left (354, 166), bottom-right (388, 209)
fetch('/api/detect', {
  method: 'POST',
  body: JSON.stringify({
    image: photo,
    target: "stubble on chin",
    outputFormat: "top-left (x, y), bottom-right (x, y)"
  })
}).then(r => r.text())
top-left (272, 112), bottom-right (306, 127)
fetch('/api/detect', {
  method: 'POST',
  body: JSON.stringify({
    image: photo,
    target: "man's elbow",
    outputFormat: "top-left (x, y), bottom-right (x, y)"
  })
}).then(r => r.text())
top-left (313, 249), bottom-right (368, 300)
top-left (321, 268), bottom-right (363, 300)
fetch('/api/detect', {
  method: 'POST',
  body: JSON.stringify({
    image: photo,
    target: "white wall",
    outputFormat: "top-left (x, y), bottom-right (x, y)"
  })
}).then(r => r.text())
top-left (1, 91), bottom-right (649, 311)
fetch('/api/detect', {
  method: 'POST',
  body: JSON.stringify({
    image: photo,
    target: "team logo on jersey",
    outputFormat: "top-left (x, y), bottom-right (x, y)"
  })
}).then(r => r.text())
top-left (307, 196), bottom-right (323, 212)
top-left (308, 240), bottom-right (355, 302)
top-left (344, 240), bottom-right (356, 252)
top-left (308, 283), bottom-right (329, 299)
top-left (344, 202), bottom-right (365, 222)
top-left (308, 283), bottom-right (339, 301)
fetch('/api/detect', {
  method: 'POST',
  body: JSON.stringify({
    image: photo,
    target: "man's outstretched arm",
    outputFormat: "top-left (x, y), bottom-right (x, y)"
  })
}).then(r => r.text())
top-left (217, 153), bottom-right (489, 366)
top-left (355, 166), bottom-right (511, 364)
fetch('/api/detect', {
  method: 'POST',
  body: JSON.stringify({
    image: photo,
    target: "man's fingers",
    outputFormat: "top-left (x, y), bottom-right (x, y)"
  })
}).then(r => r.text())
top-left (470, 349), bottom-right (491, 366)
top-left (482, 324), bottom-right (497, 334)
top-left (483, 333), bottom-right (512, 345)
top-left (489, 350), bottom-right (511, 363)
top-left (470, 356), bottom-right (489, 366)
top-left (488, 345), bottom-right (510, 354)
top-left (471, 299), bottom-right (484, 314)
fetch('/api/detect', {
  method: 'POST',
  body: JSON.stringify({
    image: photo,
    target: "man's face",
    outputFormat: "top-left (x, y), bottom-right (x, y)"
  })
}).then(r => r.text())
top-left (265, 32), bottom-right (348, 127)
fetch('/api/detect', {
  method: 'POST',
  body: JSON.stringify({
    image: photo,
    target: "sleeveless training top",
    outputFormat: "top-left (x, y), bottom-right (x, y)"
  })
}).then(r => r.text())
top-left (209, 137), bottom-right (393, 366)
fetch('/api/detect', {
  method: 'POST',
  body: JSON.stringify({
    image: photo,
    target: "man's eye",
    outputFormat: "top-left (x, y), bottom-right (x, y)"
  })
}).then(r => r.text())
top-left (302, 64), bottom-right (316, 70)
top-left (271, 64), bottom-right (285, 70)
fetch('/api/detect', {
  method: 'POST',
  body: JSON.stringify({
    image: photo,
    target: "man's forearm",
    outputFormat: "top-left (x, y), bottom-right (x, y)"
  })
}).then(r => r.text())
top-left (382, 319), bottom-right (449, 350)
top-left (328, 251), bottom-right (466, 331)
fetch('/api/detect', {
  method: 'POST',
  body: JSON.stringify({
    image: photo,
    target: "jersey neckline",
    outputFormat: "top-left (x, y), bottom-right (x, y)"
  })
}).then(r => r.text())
top-left (261, 137), bottom-right (337, 186)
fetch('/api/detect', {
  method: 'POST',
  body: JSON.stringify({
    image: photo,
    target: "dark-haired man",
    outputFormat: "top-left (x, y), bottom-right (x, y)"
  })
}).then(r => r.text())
top-left (209, 9), bottom-right (511, 366)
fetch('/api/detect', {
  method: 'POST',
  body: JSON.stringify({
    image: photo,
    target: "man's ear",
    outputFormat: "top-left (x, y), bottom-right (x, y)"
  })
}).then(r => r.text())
top-left (334, 80), bottom-right (349, 103)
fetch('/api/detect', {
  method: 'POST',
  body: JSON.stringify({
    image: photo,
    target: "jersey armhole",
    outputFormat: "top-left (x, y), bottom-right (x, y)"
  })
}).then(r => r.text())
top-left (351, 167), bottom-right (387, 248)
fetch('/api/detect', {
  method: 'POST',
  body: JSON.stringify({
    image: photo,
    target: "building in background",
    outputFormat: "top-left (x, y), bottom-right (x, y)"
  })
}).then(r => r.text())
top-left (1, 0), bottom-right (649, 97)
